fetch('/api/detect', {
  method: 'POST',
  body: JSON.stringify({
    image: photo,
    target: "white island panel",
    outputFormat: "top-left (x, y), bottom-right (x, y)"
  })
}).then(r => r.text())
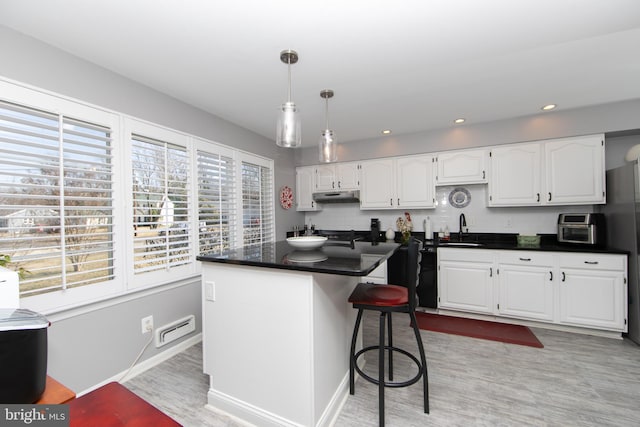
top-left (202, 263), bottom-right (358, 427)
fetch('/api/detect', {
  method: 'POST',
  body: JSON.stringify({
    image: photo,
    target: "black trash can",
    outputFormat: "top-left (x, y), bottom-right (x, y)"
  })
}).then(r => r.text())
top-left (0, 308), bottom-right (50, 403)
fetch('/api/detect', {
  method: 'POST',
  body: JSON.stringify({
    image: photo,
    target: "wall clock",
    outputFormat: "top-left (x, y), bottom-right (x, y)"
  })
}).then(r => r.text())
top-left (279, 185), bottom-right (293, 209)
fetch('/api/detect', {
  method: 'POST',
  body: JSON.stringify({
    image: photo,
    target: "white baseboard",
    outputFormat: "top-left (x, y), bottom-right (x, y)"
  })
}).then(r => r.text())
top-left (77, 333), bottom-right (202, 397)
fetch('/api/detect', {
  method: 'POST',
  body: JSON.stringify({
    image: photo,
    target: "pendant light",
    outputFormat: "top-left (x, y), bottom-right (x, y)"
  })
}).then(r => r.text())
top-left (319, 89), bottom-right (337, 163)
top-left (276, 49), bottom-right (301, 148)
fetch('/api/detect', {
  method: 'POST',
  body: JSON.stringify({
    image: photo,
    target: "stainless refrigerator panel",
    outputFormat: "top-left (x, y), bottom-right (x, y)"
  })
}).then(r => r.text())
top-left (604, 164), bottom-right (640, 344)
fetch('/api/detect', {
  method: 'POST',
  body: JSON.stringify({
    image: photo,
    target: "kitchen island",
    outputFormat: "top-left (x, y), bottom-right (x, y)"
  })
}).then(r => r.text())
top-left (197, 240), bottom-right (399, 427)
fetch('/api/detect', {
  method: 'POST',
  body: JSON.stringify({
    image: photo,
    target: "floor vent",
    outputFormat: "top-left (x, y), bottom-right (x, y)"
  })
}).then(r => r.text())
top-left (154, 315), bottom-right (196, 348)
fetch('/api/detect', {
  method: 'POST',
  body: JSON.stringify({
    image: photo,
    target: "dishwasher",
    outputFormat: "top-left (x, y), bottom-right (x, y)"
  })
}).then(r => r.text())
top-left (387, 244), bottom-right (437, 309)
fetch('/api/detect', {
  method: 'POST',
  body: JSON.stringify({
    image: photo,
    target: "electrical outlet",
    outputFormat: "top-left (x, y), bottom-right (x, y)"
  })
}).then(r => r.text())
top-left (141, 315), bottom-right (153, 334)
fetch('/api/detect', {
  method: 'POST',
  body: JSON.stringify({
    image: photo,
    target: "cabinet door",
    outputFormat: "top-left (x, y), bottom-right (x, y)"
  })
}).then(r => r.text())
top-left (488, 143), bottom-right (542, 206)
top-left (438, 260), bottom-right (494, 314)
top-left (498, 264), bottom-right (554, 322)
top-left (436, 149), bottom-right (488, 185)
top-left (361, 257), bottom-right (387, 284)
top-left (315, 164), bottom-right (335, 191)
top-left (360, 159), bottom-right (395, 209)
top-left (396, 155), bottom-right (435, 208)
top-left (295, 166), bottom-right (319, 211)
top-left (544, 134), bottom-right (605, 205)
top-left (335, 162), bottom-right (360, 190)
top-left (559, 269), bottom-right (625, 331)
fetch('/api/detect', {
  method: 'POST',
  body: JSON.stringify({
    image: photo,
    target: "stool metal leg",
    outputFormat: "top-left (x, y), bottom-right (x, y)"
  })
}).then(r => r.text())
top-left (387, 313), bottom-right (393, 381)
top-left (378, 312), bottom-right (386, 427)
top-left (349, 309), bottom-right (364, 395)
top-left (409, 310), bottom-right (429, 414)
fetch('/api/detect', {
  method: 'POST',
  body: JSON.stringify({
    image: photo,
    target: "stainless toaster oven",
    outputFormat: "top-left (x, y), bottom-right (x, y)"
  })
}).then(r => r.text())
top-left (557, 213), bottom-right (605, 246)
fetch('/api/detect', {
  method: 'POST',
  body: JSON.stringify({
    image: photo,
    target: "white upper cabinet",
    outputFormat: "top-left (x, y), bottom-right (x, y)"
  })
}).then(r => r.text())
top-left (360, 159), bottom-right (396, 209)
top-left (295, 166), bottom-right (320, 211)
top-left (435, 148), bottom-right (488, 185)
top-left (335, 162), bottom-right (360, 190)
top-left (314, 164), bottom-right (335, 191)
top-left (314, 162), bottom-right (360, 191)
top-left (396, 155), bottom-right (435, 209)
top-left (360, 155), bottom-right (435, 209)
top-left (488, 134), bottom-right (605, 207)
top-left (488, 143), bottom-right (542, 206)
top-left (544, 134), bottom-right (605, 205)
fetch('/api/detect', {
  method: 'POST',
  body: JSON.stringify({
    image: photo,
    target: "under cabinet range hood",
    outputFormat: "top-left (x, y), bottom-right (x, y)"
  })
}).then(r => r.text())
top-left (312, 190), bottom-right (360, 204)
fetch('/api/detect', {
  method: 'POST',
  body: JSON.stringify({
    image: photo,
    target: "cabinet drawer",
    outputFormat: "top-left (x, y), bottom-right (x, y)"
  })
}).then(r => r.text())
top-left (498, 251), bottom-right (554, 266)
top-left (558, 253), bottom-right (625, 271)
top-left (438, 248), bottom-right (494, 263)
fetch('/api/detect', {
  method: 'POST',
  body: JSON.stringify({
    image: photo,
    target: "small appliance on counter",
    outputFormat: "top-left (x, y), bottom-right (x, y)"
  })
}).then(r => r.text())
top-left (0, 308), bottom-right (50, 403)
top-left (557, 213), bottom-right (605, 246)
top-left (370, 218), bottom-right (380, 245)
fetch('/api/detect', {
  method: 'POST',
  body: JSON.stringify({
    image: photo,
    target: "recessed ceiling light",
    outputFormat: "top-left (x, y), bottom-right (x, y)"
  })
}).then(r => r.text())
top-left (541, 104), bottom-right (557, 111)
top-left (454, 118), bottom-right (465, 124)
top-left (382, 129), bottom-right (392, 135)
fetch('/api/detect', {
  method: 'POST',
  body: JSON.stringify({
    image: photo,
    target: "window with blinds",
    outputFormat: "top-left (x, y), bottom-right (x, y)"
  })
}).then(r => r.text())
top-left (197, 150), bottom-right (236, 255)
top-left (242, 161), bottom-right (274, 246)
top-left (131, 134), bottom-right (191, 274)
top-left (0, 81), bottom-right (275, 311)
top-left (0, 100), bottom-right (114, 297)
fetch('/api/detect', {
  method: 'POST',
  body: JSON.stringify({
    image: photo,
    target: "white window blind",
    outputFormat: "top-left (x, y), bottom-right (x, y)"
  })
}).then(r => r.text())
top-left (241, 161), bottom-right (274, 246)
top-left (197, 150), bottom-right (236, 255)
top-left (0, 100), bottom-right (115, 297)
top-left (131, 134), bottom-right (191, 274)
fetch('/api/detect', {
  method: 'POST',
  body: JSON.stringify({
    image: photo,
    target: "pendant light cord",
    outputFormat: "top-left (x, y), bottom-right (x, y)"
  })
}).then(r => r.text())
top-left (287, 57), bottom-right (292, 103)
top-left (325, 96), bottom-right (330, 130)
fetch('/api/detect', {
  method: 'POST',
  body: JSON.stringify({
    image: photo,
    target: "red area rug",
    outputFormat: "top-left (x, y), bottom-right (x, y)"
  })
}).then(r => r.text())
top-left (414, 312), bottom-right (543, 348)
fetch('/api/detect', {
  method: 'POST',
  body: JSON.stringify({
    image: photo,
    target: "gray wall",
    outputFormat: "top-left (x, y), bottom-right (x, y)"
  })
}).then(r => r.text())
top-left (0, 25), bottom-right (304, 393)
top-left (296, 99), bottom-right (640, 166)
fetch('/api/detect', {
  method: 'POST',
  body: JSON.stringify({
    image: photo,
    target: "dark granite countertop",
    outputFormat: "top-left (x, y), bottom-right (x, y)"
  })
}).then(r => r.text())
top-left (426, 232), bottom-right (628, 255)
top-left (197, 240), bottom-right (400, 276)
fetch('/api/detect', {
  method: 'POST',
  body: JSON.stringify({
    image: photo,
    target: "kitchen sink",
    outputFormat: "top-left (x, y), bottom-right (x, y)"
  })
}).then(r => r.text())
top-left (437, 242), bottom-right (485, 247)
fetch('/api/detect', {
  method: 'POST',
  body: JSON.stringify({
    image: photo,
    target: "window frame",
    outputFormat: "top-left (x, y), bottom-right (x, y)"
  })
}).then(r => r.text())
top-left (0, 78), bottom-right (276, 314)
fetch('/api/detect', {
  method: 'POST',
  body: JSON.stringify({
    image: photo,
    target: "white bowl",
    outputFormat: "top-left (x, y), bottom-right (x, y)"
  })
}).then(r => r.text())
top-left (286, 236), bottom-right (328, 250)
top-left (285, 250), bottom-right (328, 263)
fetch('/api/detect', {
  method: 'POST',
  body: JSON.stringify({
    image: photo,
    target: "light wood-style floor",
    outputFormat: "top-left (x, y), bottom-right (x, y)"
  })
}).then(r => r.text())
top-left (125, 311), bottom-right (640, 426)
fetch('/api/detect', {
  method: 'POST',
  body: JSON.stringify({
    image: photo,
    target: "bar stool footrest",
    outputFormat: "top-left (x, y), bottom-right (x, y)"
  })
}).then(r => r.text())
top-left (353, 344), bottom-right (424, 389)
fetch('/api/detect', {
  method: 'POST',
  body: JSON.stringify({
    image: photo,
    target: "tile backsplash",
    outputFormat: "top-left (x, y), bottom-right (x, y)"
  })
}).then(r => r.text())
top-left (302, 185), bottom-right (595, 236)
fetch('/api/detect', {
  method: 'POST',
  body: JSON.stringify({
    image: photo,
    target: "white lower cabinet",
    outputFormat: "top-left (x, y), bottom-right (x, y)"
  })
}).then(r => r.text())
top-left (437, 248), bottom-right (628, 333)
top-left (558, 254), bottom-right (627, 331)
top-left (438, 249), bottom-right (495, 314)
top-left (496, 251), bottom-right (554, 322)
top-left (361, 257), bottom-right (387, 284)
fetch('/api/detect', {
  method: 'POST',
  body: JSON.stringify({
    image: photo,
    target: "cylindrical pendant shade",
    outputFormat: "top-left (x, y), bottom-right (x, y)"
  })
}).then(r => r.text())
top-left (319, 129), bottom-right (337, 163)
top-left (276, 102), bottom-right (301, 148)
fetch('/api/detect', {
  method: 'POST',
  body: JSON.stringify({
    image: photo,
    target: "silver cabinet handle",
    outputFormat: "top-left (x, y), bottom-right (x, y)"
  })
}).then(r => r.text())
top-left (548, 192), bottom-right (552, 201)
top-left (562, 272), bottom-right (566, 282)
top-left (536, 193), bottom-right (540, 202)
top-left (584, 261), bottom-right (599, 265)
top-left (390, 198), bottom-right (393, 206)
top-left (397, 198), bottom-right (400, 206)
top-left (519, 257), bottom-right (531, 261)
top-left (549, 271), bottom-right (553, 281)
top-left (489, 267), bottom-right (493, 277)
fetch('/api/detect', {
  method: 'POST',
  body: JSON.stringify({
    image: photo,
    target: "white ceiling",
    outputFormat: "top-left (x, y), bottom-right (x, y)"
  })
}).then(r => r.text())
top-left (1, 0), bottom-right (639, 146)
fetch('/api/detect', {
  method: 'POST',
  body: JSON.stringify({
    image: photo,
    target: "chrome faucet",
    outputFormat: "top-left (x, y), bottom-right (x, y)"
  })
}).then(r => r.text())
top-left (459, 213), bottom-right (467, 241)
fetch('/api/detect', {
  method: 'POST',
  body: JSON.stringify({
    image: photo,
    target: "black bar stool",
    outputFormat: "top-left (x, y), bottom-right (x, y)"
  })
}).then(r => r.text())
top-left (348, 237), bottom-right (428, 426)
